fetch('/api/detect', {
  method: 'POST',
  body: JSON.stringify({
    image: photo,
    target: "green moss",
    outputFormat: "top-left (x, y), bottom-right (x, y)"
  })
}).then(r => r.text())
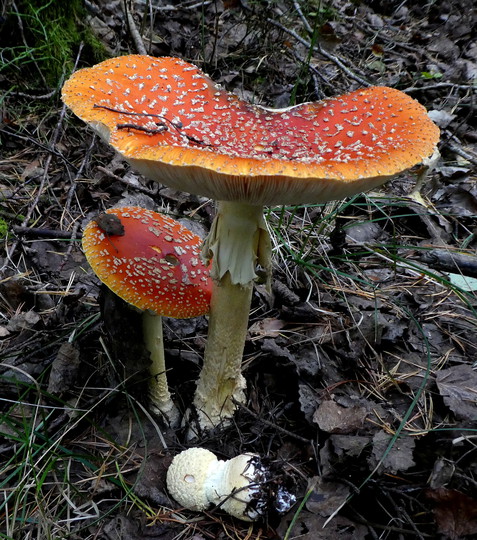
top-left (0, 0), bottom-right (106, 89)
top-left (0, 218), bottom-right (8, 239)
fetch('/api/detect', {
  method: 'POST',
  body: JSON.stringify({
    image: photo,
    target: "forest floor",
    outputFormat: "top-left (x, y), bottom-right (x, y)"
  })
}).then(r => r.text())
top-left (1, 0), bottom-right (477, 538)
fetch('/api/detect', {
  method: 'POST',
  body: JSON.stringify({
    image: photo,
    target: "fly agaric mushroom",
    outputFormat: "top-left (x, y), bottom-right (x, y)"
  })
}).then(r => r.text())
top-left (63, 55), bottom-right (440, 431)
top-left (82, 206), bottom-right (212, 425)
top-left (166, 447), bottom-right (296, 521)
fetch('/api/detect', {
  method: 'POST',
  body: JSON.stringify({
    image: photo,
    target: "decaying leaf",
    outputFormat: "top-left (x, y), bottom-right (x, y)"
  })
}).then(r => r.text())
top-left (47, 342), bottom-right (81, 394)
top-left (305, 476), bottom-right (350, 517)
top-left (249, 317), bottom-right (286, 337)
top-left (427, 109), bottom-right (456, 128)
top-left (260, 338), bottom-right (295, 362)
top-left (426, 488), bottom-right (477, 540)
top-left (103, 514), bottom-right (180, 540)
top-left (290, 345), bottom-right (323, 377)
top-left (435, 364), bottom-right (477, 421)
top-left (0, 326), bottom-right (10, 337)
top-left (6, 310), bottom-right (41, 332)
top-left (132, 453), bottom-right (171, 506)
top-left (368, 431), bottom-right (415, 474)
top-left (298, 384), bottom-right (321, 423)
top-left (346, 220), bottom-right (383, 243)
top-left (277, 511), bottom-right (368, 539)
top-left (330, 434), bottom-right (371, 458)
top-left (313, 400), bottom-right (368, 434)
top-left (429, 457), bottom-right (456, 489)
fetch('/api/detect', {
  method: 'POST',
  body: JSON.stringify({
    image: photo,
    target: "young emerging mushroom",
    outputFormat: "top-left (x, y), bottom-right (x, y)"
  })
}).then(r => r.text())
top-left (82, 206), bottom-right (212, 425)
top-left (166, 447), bottom-right (296, 521)
top-left (63, 55), bottom-right (440, 431)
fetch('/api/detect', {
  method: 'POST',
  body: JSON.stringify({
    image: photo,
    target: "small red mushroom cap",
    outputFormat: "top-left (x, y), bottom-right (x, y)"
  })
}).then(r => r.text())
top-left (63, 55), bottom-right (440, 205)
top-left (82, 207), bottom-right (212, 318)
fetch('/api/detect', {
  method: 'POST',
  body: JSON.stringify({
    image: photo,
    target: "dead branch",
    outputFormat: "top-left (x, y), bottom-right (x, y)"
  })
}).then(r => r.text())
top-left (420, 249), bottom-right (477, 279)
top-left (124, 0), bottom-right (147, 55)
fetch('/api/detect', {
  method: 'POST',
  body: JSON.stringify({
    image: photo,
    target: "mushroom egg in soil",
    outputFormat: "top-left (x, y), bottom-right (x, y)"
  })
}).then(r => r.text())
top-left (166, 448), bottom-right (296, 521)
top-left (63, 55), bottom-right (440, 432)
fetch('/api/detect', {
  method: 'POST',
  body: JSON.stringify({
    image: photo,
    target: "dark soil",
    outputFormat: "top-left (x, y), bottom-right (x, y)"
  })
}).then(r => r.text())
top-left (1, 0), bottom-right (477, 539)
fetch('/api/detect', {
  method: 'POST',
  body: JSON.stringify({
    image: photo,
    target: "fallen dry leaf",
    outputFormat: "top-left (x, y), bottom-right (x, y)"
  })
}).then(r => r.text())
top-left (277, 511), bottom-right (368, 539)
top-left (426, 488), bottom-right (477, 540)
top-left (330, 434), bottom-right (370, 458)
top-left (47, 342), bottom-right (81, 394)
top-left (313, 400), bottom-right (368, 434)
top-left (436, 364), bottom-right (477, 421)
top-left (429, 457), bottom-right (456, 489)
top-left (249, 317), bottom-right (286, 337)
top-left (368, 431), bottom-right (415, 474)
top-left (6, 310), bottom-right (41, 332)
top-left (298, 384), bottom-right (321, 423)
top-left (305, 476), bottom-right (350, 517)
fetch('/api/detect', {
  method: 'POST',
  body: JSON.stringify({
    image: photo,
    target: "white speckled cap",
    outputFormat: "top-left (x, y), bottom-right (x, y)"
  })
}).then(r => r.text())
top-left (62, 55), bottom-right (439, 206)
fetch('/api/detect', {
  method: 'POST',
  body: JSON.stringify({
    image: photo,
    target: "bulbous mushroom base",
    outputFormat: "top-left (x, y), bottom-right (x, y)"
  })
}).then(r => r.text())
top-left (149, 392), bottom-right (181, 428)
top-left (166, 448), bottom-right (296, 522)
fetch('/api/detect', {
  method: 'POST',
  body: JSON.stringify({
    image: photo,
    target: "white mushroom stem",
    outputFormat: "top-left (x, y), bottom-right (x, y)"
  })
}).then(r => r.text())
top-left (166, 448), bottom-right (271, 521)
top-left (193, 202), bottom-right (271, 430)
top-left (143, 312), bottom-right (180, 427)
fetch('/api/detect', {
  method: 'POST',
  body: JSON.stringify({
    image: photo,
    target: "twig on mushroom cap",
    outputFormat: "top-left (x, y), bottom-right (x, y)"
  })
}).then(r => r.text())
top-left (82, 206), bottom-right (212, 426)
top-left (63, 55), bottom-right (440, 432)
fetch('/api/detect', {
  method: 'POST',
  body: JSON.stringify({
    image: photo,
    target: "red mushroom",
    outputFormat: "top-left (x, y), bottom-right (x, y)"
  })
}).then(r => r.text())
top-left (82, 206), bottom-right (212, 425)
top-left (63, 56), bottom-right (440, 431)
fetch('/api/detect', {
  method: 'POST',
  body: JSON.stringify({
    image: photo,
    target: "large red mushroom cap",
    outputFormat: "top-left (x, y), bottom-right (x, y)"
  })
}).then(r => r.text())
top-left (62, 55), bottom-right (440, 205)
top-left (82, 207), bottom-right (212, 318)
